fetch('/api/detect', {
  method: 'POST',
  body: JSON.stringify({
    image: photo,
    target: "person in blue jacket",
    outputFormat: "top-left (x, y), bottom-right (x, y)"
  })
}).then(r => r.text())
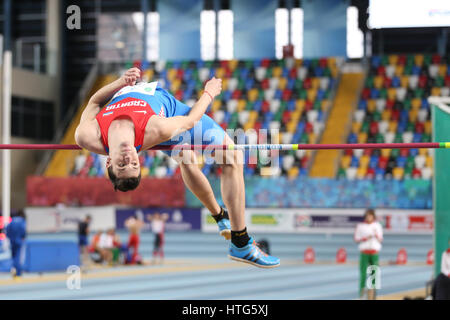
top-left (6, 210), bottom-right (26, 278)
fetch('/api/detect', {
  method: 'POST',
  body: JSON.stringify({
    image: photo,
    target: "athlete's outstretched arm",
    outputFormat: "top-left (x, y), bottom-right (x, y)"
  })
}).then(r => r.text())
top-left (151, 77), bottom-right (222, 142)
top-left (75, 68), bottom-right (141, 154)
top-left (79, 67), bottom-right (141, 123)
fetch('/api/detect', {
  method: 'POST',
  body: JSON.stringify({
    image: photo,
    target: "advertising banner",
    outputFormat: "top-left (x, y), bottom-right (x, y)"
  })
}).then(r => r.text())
top-left (202, 208), bottom-right (433, 234)
top-left (25, 206), bottom-right (116, 233)
top-left (116, 207), bottom-right (201, 232)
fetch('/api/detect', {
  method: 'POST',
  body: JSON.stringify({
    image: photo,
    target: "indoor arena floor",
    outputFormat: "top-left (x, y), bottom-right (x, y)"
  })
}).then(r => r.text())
top-left (0, 232), bottom-right (433, 300)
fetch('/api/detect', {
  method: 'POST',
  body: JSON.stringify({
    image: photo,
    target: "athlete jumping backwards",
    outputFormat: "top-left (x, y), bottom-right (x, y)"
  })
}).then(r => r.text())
top-left (75, 67), bottom-right (280, 268)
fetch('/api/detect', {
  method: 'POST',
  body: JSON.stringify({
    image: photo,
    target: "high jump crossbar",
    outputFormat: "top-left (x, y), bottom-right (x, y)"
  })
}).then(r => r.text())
top-left (0, 142), bottom-right (449, 150)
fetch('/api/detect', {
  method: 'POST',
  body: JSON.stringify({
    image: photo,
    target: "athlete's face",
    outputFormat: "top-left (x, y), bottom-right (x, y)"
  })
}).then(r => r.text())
top-left (106, 144), bottom-right (140, 178)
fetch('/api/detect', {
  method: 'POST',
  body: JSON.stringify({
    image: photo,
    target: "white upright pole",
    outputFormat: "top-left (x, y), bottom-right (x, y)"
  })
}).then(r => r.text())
top-left (2, 50), bottom-right (12, 228)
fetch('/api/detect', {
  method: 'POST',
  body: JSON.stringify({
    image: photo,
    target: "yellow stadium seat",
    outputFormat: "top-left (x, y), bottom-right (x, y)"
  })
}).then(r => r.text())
top-left (367, 99), bottom-right (376, 112)
top-left (248, 88), bottom-right (258, 102)
top-left (215, 67), bottom-right (225, 79)
top-left (382, 110), bottom-right (391, 121)
top-left (141, 167), bottom-right (150, 177)
top-left (167, 68), bottom-right (177, 81)
top-left (389, 121), bottom-right (398, 133)
top-left (360, 155), bottom-right (370, 168)
top-left (272, 66), bottom-right (282, 78)
top-left (311, 77), bottom-right (320, 89)
top-left (243, 121), bottom-right (254, 131)
top-left (286, 121), bottom-right (297, 133)
top-left (425, 121), bottom-right (432, 134)
top-left (357, 167), bottom-right (367, 179)
top-left (374, 76), bottom-right (383, 89)
top-left (381, 149), bottom-right (391, 158)
top-left (249, 111), bottom-right (258, 122)
top-left (438, 64), bottom-right (448, 78)
top-left (395, 65), bottom-right (404, 77)
top-left (358, 132), bottom-right (367, 143)
top-left (278, 77), bottom-right (287, 90)
top-left (296, 99), bottom-right (305, 112)
top-left (400, 76), bottom-right (409, 88)
top-left (291, 110), bottom-right (301, 121)
top-left (414, 54), bottom-right (424, 67)
top-left (143, 69), bottom-right (154, 81)
top-left (330, 65), bottom-right (338, 78)
top-left (419, 148), bottom-right (428, 156)
top-left (237, 99), bottom-right (246, 112)
top-left (388, 55), bottom-right (398, 65)
top-left (352, 122), bottom-right (362, 133)
top-left (295, 59), bottom-right (303, 67)
top-left (387, 88), bottom-right (397, 100)
top-left (308, 133), bottom-right (316, 144)
top-left (211, 100), bottom-right (222, 112)
top-left (393, 167), bottom-right (404, 180)
top-left (171, 79), bottom-right (181, 92)
top-left (327, 57), bottom-right (336, 69)
top-left (431, 87), bottom-right (441, 96)
top-left (307, 89), bottom-right (317, 102)
top-left (341, 155), bottom-right (351, 169)
top-left (229, 59), bottom-right (239, 71)
top-left (411, 98), bottom-right (421, 110)
top-left (288, 167), bottom-right (299, 178)
top-left (409, 110), bottom-right (418, 122)
top-left (426, 156), bottom-right (433, 168)
top-left (222, 78), bottom-right (229, 91)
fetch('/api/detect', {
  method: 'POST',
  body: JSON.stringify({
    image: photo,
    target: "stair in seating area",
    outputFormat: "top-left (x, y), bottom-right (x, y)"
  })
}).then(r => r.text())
top-left (309, 64), bottom-right (365, 178)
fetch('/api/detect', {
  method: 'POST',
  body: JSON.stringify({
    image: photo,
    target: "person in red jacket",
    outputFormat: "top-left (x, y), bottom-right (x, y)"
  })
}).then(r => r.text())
top-left (125, 216), bottom-right (144, 264)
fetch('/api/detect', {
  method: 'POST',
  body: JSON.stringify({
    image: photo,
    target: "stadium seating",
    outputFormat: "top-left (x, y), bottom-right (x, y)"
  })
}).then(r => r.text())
top-left (337, 54), bottom-right (450, 180)
top-left (71, 57), bottom-right (341, 178)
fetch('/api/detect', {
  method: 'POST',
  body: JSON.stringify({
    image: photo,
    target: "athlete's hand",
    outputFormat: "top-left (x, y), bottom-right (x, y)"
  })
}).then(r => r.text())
top-left (204, 77), bottom-right (222, 99)
top-left (122, 67), bottom-right (141, 86)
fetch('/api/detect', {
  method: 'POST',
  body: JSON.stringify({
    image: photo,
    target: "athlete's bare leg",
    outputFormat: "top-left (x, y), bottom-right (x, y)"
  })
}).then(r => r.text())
top-left (176, 150), bottom-right (222, 215)
top-left (217, 134), bottom-right (246, 231)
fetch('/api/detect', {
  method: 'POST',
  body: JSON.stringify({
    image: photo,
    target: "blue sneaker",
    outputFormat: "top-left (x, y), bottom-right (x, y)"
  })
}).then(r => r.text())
top-left (218, 218), bottom-right (231, 240)
top-left (214, 207), bottom-right (231, 240)
top-left (228, 237), bottom-right (280, 268)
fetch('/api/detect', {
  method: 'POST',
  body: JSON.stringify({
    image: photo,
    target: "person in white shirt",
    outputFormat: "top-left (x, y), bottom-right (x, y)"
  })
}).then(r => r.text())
top-left (354, 209), bottom-right (383, 298)
top-left (147, 212), bottom-right (169, 264)
top-left (97, 229), bottom-right (115, 264)
top-left (432, 238), bottom-right (450, 300)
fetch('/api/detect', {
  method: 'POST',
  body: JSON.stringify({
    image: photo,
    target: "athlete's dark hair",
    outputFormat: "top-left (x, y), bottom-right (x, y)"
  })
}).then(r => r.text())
top-left (107, 166), bottom-right (141, 192)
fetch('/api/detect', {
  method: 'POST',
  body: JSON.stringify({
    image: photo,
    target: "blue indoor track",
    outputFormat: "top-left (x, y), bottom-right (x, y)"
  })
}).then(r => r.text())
top-left (0, 232), bottom-right (433, 300)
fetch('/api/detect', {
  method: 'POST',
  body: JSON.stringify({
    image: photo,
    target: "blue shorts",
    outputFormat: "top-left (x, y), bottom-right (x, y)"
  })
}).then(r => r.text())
top-left (154, 87), bottom-right (226, 157)
top-left (78, 235), bottom-right (88, 247)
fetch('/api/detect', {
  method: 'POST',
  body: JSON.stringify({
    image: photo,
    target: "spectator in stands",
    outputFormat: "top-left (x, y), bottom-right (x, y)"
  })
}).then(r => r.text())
top-left (432, 238), bottom-right (450, 300)
top-left (124, 215), bottom-right (144, 265)
top-left (78, 215), bottom-right (92, 269)
top-left (6, 210), bottom-right (26, 280)
top-left (354, 209), bottom-right (383, 299)
top-left (147, 212), bottom-right (169, 265)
